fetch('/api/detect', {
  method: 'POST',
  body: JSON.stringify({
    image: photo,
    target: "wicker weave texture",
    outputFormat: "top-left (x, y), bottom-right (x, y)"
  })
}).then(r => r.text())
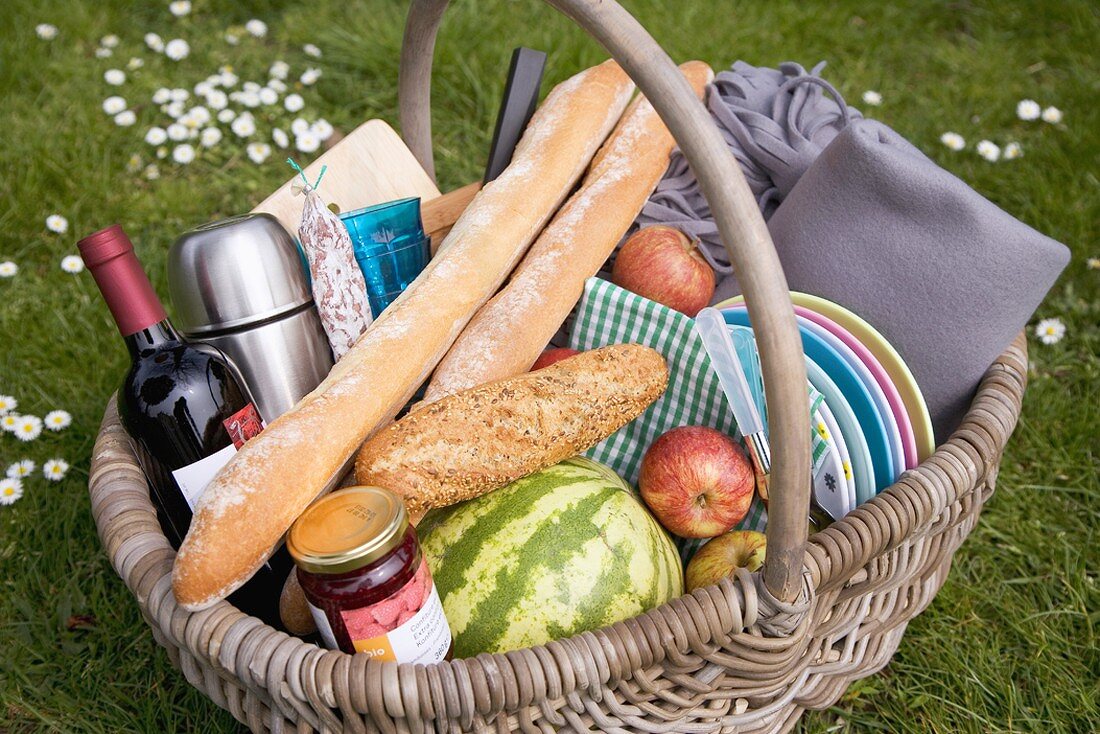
top-left (88, 333), bottom-right (1027, 733)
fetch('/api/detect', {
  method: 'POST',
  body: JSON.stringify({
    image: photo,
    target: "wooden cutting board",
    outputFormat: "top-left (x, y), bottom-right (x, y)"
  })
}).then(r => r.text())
top-left (252, 119), bottom-right (444, 235)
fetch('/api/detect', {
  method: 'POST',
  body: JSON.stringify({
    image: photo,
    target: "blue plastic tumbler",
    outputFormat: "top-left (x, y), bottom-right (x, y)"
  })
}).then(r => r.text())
top-left (340, 198), bottom-right (430, 318)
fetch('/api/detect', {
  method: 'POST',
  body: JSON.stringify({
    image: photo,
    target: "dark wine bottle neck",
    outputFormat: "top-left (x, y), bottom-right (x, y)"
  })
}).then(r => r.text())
top-left (124, 319), bottom-right (182, 359)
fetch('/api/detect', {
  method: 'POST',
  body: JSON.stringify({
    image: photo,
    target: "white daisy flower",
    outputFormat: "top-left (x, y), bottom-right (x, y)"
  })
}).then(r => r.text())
top-left (272, 127), bottom-right (288, 149)
top-left (45, 410), bottom-right (72, 431)
top-left (0, 395), bottom-right (16, 414)
top-left (259, 87), bottom-right (278, 106)
top-left (231, 113), bottom-right (256, 137)
top-left (169, 1), bottom-right (192, 17)
top-left (1016, 99), bottom-right (1041, 121)
top-left (145, 127), bottom-right (168, 145)
top-left (267, 78), bottom-right (287, 93)
top-left (187, 106), bottom-right (211, 125)
top-left (939, 132), bottom-right (965, 151)
top-left (126, 153), bottom-right (143, 173)
top-left (172, 144), bottom-right (195, 164)
top-left (114, 110), bottom-right (137, 127)
top-left (216, 108), bottom-right (236, 123)
top-left (145, 32), bottom-right (165, 52)
top-left (46, 214), bottom-right (69, 234)
top-left (144, 163), bottom-right (160, 180)
top-left (61, 255), bottom-right (84, 273)
top-left (236, 90), bottom-right (261, 108)
top-left (300, 68), bottom-right (322, 86)
top-left (1003, 142), bottom-right (1023, 160)
top-left (1041, 106), bottom-right (1063, 124)
top-left (127, 57), bottom-right (144, 70)
top-left (95, 47), bottom-right (113, 59)
top-left (976, 140), bottom-right (1000, 162)
top-left (164, 101), bottom-right (186, 119)
top-left (43, 459), bottom-right (70, 482)
top-left (165, 38), bottom-right (189, 61)
top-left (152, 87), bottom-right (172, 104)
top-left (101, 34), bottom-right (119, 48)
top-left (205, 89), bottom-right (228, 110)
top-left (303, 43), bottom-right (322, 58)
top-left (103, 96), bottom-right (127, 115)
top-left (36, 24), bottom-right (59, 40)
top-left (284, 93), bottom-right (304, 112)
top-left (0, 478), bottom-right (23, 505)
top-left (1087, 257), bottom-right (1099, 270)
top-left (166, 123), bottom-right (189, 141)
top-left (290, 117), bottom-right (309, 136)
top-left (169, 87), bottom-right (190, 102)
top-left (218, 68), bottom-right (238, 87)
top-left (247, 142), bottom-right (272, 164)
top-left (104, 69), bottom-right (126, 85)
top-left (156, 146), bottom-right (167, 159)
top-left (225, 31), bottom-right (240, 46)
top-left (242, 80), bottom-right (261, 94)
top-left (7, 460), bottom-right (35, 479)
top-left (295, 130), bottom-right (320, 153)
top-left (0, 262), bottom-right (18, 278)
top-left (862, 90), bottom-right (882, 106)
top-left (15, 415), bottom-right (43, 442)
top-left (269, 60), bottom-right (289, 80)
top-left (311, 119), bottom-right (334, 141)
top-left (1, 413), bottom-right (19, 431)
top-left (1034, 317), bottom-right (1065, 345)
top-left (200, 127), bottom-right (222, 147)
top-left (245, 19), bottom-right (268, 37)
top-left (194, 80), bottom-right (213, 98)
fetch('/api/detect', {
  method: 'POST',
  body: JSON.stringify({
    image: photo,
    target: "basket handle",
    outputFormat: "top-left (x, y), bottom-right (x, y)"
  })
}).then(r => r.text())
top-left (398, 0), bottom-right (810, 603)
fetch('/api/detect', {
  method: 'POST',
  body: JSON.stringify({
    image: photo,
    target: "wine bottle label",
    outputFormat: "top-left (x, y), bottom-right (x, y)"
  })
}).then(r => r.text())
top-left (222, 403), bottom-right (263, 449)
top-left (171, 444), bottom-right (237, 511)
top-left (336, 559), bottom-right (451, 664)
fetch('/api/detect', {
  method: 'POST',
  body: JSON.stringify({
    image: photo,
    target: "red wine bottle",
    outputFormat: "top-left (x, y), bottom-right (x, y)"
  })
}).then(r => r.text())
top-left (79, 224), bottom-right (288, 626)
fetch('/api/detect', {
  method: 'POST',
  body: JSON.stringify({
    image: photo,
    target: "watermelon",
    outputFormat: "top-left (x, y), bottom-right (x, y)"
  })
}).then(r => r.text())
top-left (418, 456), bottom-right (683, 657)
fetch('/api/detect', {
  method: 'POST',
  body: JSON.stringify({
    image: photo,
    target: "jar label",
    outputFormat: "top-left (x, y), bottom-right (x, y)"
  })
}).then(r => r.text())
top-left (338, 558), bottom-right (451, 664)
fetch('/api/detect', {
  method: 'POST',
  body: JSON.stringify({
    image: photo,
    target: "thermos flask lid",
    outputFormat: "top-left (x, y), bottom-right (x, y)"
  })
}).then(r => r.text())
top-left (168, 213), bottom-right (313, 335)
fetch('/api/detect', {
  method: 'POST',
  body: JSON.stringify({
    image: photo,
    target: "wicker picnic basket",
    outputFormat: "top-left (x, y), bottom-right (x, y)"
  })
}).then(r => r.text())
top-left (87, 0), bottom-right (1030, 731)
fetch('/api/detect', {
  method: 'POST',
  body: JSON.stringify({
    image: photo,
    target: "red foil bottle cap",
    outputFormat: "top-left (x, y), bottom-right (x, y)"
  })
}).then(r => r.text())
top-left (78, 225), bottom-right (168, 337)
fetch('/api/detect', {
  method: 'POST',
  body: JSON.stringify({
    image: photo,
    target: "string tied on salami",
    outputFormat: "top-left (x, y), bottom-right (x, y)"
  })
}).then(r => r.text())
top-left (287, 157), bottom-right (329, 196)
top-left (290, 157), bottom-right (372, 361)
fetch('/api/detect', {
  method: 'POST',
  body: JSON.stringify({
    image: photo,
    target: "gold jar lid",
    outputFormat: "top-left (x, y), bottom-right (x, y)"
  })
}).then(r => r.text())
top-left (287, 486), bottom-right (409, 574)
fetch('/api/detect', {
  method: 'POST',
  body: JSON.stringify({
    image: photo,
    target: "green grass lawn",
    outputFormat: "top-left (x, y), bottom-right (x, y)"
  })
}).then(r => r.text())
top-left (1, 0), bottom-right (1097, 731)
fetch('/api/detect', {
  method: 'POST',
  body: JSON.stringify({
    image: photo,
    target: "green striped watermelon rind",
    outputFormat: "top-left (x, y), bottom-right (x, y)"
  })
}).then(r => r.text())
top-left (418, 456), bottom-right (683, 658)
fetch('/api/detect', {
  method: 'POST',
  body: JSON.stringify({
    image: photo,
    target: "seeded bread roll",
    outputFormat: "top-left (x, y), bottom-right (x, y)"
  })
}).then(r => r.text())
top-left (171, 60), bottom-right (636, 611)
top-left (355, 344), bottom-right (668, 520)
top-left (422, 61), bottom-right (713, 402)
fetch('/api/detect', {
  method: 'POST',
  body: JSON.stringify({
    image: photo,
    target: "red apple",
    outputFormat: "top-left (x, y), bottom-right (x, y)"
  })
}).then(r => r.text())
top-left (611, 225), bottom-right (716, 316)
top-left (685, 530), bottom-right (766, 591)
top-left (530, 348), bottom-right (581, 371)
top-left (639, 426), bottom-right (754, 538)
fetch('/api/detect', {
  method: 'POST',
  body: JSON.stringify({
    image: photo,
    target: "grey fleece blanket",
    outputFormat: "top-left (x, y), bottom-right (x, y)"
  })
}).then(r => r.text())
top-left (629, 61), bottom-right (1069, 443)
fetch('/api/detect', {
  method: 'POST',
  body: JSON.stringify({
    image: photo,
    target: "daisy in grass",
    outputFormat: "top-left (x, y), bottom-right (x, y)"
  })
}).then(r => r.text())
top-left (303, 44), bottom-right (322, 58)
top-left (45, 410), bottom-right (72, 431)
top-left (862, 90), bottom-right (882, 106)
top-left (169, 1), bottom-right (191, 17)
top-left (1087, 257), bottom-right (1100, 270)
top-left (1, 414), bottom-right (19, 432)
top-left (46, 214), bottom-right (69, 233)
top-left (1041, 106), bottom-right (1063, 124)
top-left (1003, 142), bottom-right (1023, 160)
top-left (0, 478), bottom-right (23, 506)
top-left (36, 24), bottom-right (59, 40)
top-left (0, 262), bottom-right (17, 278)
top-left (145, 32), bottom-right (165, 52)
top-left (245, 19), bottom-right (268, 38)
top-left (1034, 317), bottom-right (1065, 345)
top-left (101, 35), bottom-right (119, 49)
top-left (284, 93), bottom-right (304, 113)
top-left (940, 132), bottom-right (965, 151)
top-left (1016, 99), bottom-right (1041, 121)
top-left (7, 460), bottom-right (35, 479)
top-left (105, 69), bottom-right (126, 86)
top-left (300, 68), bottom-right (322, 86)
top-left (115, 110), bottom-right (137, 127)
top-left (165, 39), bottom-right (190, 61)
top-left (128, 57), bottom-right (144, 70)
top-left (0, 395), bottom-right (16, 414)
top-left (43, 459), bottom-right (70, 482)
top-left (15, 415), bottom-right (43, 442)
top-left (95, 48), bottom-right (113, 59)
top-left (247, 142), bottom-right (272, 164)
top-left (61, 255), bottom-right (84, 273)
top-left (103, 96), bottom-right (127, 115)
top-left (976, 140), bottom-right (1000, 162)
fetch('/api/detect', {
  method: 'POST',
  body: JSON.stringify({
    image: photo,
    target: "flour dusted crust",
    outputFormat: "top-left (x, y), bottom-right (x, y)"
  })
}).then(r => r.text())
top-left (171, 60), bottom-right (635, 610)
top-left (422, 61), bottom-right (714, 403)
top-left (356, 344), bottom-right (669, 518)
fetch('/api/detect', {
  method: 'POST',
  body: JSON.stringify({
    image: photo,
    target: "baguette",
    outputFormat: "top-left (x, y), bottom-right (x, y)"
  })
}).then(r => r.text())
top-left (355, 344), bottom-right (668, 520)
top-left (171, 60), bottom-right (635, 611)
top-left (422, 61), bottom-right (713, 402)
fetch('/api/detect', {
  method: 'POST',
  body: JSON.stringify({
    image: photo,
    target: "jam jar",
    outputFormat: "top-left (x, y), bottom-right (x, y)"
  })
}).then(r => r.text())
top-left (287, 486), bottom-right (453, 662)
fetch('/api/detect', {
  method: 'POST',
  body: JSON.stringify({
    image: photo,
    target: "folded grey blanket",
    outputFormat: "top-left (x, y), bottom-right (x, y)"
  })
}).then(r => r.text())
top-left (629, 60), bottom-right (1069, 444)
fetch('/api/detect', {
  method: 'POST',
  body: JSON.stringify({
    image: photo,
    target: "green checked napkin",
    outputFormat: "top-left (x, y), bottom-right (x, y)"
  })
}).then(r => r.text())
top-left (568, 277), bottom-right (827, 565)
